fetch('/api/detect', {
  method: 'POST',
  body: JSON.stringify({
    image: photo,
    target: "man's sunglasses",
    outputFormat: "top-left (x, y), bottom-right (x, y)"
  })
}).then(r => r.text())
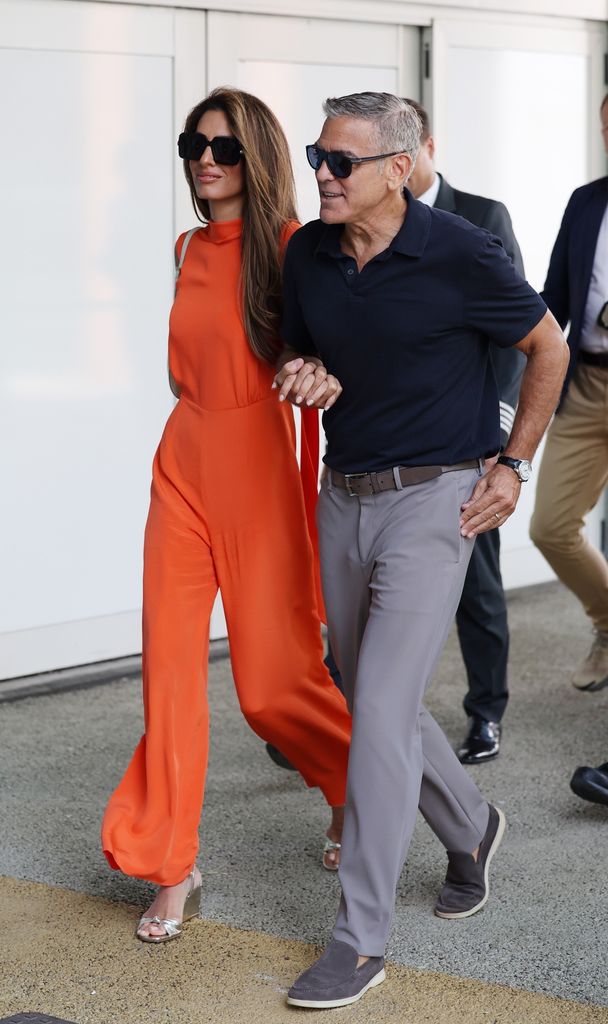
top-left (178, 131), bottom-right (243, 166)
top-left (306, 144), bottom-right (404, 179)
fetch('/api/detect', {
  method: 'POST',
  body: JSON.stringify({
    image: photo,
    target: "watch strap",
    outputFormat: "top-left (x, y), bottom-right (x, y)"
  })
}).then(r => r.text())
top-left (497, 456), bottom-right (520, 472)
top-left (497, 455), bottom-right (532, 482)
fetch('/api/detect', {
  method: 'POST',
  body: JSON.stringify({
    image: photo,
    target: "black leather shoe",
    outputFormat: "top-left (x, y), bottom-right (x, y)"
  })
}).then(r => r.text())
top-left (570, 762), bottom-right (608, 806)
top-left (457, 716), bottom-right (501, 764)
top-left (265, 743), bottom-right (296, 771)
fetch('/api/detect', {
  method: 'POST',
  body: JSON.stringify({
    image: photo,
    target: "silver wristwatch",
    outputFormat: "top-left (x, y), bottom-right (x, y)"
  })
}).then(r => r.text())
top-left (497, 455), bottom-right (532, 482)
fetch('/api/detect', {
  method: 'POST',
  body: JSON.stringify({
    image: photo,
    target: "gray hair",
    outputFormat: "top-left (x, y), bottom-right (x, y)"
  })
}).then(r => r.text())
top-left (322, 92), bottom-right (421, 166)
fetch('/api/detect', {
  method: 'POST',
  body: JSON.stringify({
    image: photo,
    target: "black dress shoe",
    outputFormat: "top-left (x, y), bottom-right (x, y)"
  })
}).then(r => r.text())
top-left (570, 762), bottom-right (608, 806)
top-left (457, 717), bottom-right (501, 764)
top-left (265, 743), bottom-right (296, 771)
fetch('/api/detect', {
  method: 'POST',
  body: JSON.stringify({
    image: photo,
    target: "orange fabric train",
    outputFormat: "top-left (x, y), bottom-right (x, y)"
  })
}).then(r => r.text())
top-left (101, 219), bottom-right (351, 886)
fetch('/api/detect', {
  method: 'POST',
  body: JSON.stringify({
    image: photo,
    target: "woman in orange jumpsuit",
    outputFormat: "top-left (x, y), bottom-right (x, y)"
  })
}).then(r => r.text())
top-left (101, 88), bottom-right (351, 942)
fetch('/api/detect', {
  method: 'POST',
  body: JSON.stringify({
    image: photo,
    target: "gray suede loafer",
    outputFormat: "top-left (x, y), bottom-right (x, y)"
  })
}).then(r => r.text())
top-left (287, 939), bottom-right (385, 1009)
top-left (434, 804), bottom-right (506, 919)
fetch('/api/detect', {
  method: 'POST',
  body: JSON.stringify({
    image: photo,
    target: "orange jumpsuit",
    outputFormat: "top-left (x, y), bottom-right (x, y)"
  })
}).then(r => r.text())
top-left (102, 218), bottom-right (351, 887)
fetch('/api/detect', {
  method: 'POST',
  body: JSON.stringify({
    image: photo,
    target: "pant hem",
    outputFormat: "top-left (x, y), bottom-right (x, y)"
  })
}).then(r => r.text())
top-left (331, 926), bottom-right (386, 959)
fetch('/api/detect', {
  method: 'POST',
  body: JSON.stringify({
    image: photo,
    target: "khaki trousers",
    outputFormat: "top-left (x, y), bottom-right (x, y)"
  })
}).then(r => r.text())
top-left (530, 363), bottom-right (608, 631)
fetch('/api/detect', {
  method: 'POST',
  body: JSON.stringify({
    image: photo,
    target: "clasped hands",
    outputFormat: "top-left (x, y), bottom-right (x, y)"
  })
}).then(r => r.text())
top-left (272, 357), bottom-right (343, 411)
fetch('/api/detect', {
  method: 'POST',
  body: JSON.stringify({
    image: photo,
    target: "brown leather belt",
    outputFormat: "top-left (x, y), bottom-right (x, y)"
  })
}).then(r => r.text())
top-left (579, 349), bottom-right (608, 368)
top-left (330, 459), bottom-right (479, 497)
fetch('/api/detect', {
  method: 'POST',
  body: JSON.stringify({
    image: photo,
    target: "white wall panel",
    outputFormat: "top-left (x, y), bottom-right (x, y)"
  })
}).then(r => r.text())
top-left (438, 39), bottom-right (598, 293)
top-left (0, 0), bottom-right (174, 53)
top-left (2, 0), bottom-right (605, 678)
top-left (0, 44), bottom-right (175, 676)
top-left (426, 16), bottom-right (605, 589)
top-left (208, 13), bottom-right (418, 222)
top-left (0, 2), bottom-right (211, 678)
top-left (174, 10), bottom-right (207, 237)
top-left (444, 46), bottom-right (589, 589)
top-left (55, 0), bottom-right (608, 28)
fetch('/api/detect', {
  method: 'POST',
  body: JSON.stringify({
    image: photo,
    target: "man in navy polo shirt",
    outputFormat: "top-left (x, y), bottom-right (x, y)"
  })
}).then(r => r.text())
top-left (275, 93), bottom-right (568, 1010)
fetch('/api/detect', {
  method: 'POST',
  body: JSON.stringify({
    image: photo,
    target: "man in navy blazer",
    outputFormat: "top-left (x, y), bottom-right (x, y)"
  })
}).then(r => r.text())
top-left (530, 96), bottom-right (608, 700)
top-left (406, 100), bottom-right (526, 765)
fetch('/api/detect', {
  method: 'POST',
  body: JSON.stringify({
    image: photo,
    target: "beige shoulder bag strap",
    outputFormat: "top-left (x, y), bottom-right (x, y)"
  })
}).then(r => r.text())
top-left (174, 226), bottom-right (201, 283)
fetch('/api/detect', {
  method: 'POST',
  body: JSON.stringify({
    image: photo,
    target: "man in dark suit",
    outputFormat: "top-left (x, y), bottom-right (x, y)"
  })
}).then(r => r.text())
top-left (406, 99), bottom-right (526, 764)
top-left (530, 95), bottom-right (608, 702)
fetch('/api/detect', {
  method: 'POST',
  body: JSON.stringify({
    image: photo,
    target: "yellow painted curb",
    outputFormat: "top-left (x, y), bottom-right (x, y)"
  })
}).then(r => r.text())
top-left (1, 876), bottom-right (606, 1024)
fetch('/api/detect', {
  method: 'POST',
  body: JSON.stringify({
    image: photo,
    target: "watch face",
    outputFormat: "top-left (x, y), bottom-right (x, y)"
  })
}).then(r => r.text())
top-left (519, 460), bottom-right (532, 481)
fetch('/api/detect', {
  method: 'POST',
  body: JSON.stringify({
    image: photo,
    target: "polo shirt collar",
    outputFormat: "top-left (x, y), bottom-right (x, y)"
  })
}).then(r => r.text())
top-left (314, 187), bottom-right (431, 260)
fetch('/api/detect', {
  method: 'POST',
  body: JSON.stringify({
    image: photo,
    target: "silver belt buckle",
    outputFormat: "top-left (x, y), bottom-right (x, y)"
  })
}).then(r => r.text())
top-left (343, 472), bottom-right (368, 497)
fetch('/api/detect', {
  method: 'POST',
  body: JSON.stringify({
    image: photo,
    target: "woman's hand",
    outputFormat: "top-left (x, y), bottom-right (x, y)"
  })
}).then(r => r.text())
top-left (272, 357), bottom-right (342, 411)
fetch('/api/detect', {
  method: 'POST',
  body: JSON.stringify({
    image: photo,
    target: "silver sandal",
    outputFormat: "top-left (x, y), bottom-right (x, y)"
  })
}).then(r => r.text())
top-left (322, 838), bottom-right (341, 872)
top-left (136, 868), bottom-right (202, 944)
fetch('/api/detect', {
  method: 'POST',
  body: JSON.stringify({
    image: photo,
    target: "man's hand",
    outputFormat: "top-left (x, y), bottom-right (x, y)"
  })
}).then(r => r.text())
top-left (272, 357), bottom-right (343, 411)
top-left (459, 464), bottom-right (520, 538)
top-left (460, 309), bottom-right (569, 539)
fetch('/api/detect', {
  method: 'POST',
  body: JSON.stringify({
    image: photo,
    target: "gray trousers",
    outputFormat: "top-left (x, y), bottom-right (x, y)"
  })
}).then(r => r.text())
top-left (317, 467), bottom-right (490, 956)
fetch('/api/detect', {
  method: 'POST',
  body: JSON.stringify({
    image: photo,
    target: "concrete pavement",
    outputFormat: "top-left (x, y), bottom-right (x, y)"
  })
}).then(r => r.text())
top-left (1, 581), bottom-right (607, 1020)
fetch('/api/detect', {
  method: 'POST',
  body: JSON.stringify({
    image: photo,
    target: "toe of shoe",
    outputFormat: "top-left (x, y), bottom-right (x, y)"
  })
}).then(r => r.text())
top-left (572, 678), bottom-right (594, 690)
top-left (572, 673), bottom-right (608, 691)
top-left (459, 750), bottom-right (498, 764)
top-left (570, 767), bottom-right (608, 804)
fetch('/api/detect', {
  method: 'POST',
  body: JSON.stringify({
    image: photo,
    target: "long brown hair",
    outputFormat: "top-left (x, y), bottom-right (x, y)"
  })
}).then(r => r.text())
top-left (182, 88), bottom-right (298, 365)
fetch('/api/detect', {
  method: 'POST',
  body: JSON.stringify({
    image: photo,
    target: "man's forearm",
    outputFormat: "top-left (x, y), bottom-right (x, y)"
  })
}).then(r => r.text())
top-left (459, 314), bottom-right (568, 538)
top-left (504, 317), bottom-right (569, 461)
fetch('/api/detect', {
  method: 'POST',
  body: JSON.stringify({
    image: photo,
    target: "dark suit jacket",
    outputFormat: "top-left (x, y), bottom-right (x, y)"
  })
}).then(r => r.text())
top-left (434, 174), bottom-right (526, 447)
top-left (541, 176), bottom-right (608, 403)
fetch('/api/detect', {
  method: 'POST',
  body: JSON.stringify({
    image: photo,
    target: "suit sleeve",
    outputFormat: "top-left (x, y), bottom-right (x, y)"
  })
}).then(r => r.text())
top-left (480, 202), bottom-right (525, 278)
top-left (541, 193), bottom-right (575, 331)
top-left (489, 339), bottom-right (527, 447)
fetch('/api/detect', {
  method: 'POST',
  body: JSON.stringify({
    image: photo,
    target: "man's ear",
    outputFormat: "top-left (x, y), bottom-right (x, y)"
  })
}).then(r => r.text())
top-left (426, 135), bottom-right (436, 161)
top-left (388, 152), bottom-right (413, 192)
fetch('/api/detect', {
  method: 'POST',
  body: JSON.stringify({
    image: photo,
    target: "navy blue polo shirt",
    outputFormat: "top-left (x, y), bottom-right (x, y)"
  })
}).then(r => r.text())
top-left (281, 191), bottom-right (547, 473)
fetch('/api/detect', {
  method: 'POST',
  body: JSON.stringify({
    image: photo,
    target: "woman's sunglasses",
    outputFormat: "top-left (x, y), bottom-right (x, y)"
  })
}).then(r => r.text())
top-left (306, 144), bottom-right (403, 179)
top-left (178, 132), bottom-right (243, 166)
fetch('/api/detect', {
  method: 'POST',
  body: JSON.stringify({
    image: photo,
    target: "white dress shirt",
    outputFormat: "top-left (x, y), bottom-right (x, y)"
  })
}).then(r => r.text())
top-left (416, 173), bottom-right (441, 208)
top-left (580, 202), bottom-right (608, 353)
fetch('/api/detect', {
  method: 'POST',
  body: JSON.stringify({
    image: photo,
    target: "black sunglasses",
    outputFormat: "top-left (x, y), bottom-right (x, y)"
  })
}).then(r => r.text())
top-left (306, 143), bottom-right (404, 179)
top-left (178, 131), bottom-right (243, 166)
